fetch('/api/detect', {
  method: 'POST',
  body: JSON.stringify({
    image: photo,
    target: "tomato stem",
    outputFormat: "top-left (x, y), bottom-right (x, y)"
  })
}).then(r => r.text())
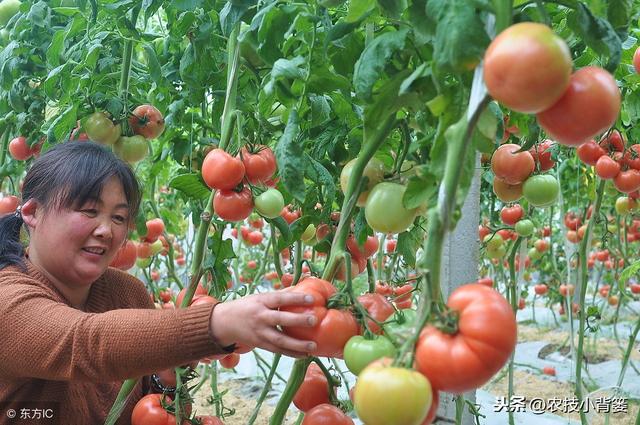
top-left (506, 236), bottom-right (522, 425)
top-left (269, 358), bottom-right (311, 425)
top-left (220, 24), bottom-right (241, 152)
top-left (310, 357), bottom-right (340, 405)
top-left (574, 179), bottom-right (605, 425)
top-left (271, 226), bottom-right (284, 279)
top-left (247, 354), bottom-right (282, 425)
top-left (103, 378), bottom-right (138, 425)
top-left (118, 6), bottom-right (141, 112)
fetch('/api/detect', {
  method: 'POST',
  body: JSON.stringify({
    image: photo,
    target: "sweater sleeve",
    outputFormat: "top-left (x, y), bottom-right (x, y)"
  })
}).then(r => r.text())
top-left (0, 270), bottom-right (231, 382)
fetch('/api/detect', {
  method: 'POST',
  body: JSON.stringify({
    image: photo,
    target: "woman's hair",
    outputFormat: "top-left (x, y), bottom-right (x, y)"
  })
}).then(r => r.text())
top-left (0, 141), bottom-right (141, 271)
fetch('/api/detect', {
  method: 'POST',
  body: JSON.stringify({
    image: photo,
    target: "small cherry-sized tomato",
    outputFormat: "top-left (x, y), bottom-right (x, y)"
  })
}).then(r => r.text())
top-left (8, 136), bottom-right (32, 161)
top-left (129, 104), bottom-right (165, 139)
top-left (577, 140), bottom-right (606, 166)
top-left (213, 187), bottom-right (254, 222)
top-left (491, 144), bottom-right (535, 185)
top-left (542, 366), bottom-right (556, 377)
top-left (219, 353), bottom-right (240, 369)
top-left (534, 284), bottom-right (548, 295)
top-left (500, 204), bottom-right (524, 226)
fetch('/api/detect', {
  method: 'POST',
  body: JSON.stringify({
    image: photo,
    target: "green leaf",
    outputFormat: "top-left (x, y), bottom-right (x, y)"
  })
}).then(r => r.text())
top-left (269, 216), bottom-right (293, 250)
top-left (404, 171), bottom-right (437, 209)
top-left (305, 155), bottom-right (337, 207)
top-left (309, 94), bottom-right (331, 127)
top-left (43, 64), bottom-right (67, 99)
top-left (169, 173), bottom-right (211, 201)
top-left (142, 0), bottom-right (163, 22)
top-left (567, 3), bottom-right (622, 72)
top-left (271, 56), bottom-right (307, 80)
top-left (345, 0), bottom-right (376, 23)
top-left (619, 260), bottom-right (640, 285)
top-left (376, 0), bottom-right (407, 19)
top-left (46, 104), bottom-right (77, 144)
top-left (397, 226), bottom-right (424, 268)
top-left (606, 0), bottom-right (632, 38)
top-left (353, 28), bottom-right (409, 102)
top-left (175, 11), bottom-right (197, 36)
top-left (173, 0), bottom-right (204, 11)
top-left (326, 19), bottom-right (362, 45)
top-left (307, 67), bottom-right (351, 94)
top-left (143, 43), bottom-right (162, 83)
top-left (353, 208), bottom-right (371, 246)
top-left (426, 0), bottom-right (489, 72)
top-left (219, 0), bottom-right (253, 37)
top-left (275, 109), bottom-right (305, 202)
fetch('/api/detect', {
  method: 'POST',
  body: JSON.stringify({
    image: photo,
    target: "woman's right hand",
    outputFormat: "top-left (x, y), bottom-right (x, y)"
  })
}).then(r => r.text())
top-left (209, 291), bottom-right (318, 358)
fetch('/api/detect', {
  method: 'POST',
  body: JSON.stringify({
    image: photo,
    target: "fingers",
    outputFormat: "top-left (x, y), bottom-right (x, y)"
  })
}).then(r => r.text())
top-left (267, 310), bottom-right (317, 328)
top-left (259, 328), bottom-right (317, 356)
top-left (262, 291), bottom-right (315, 309)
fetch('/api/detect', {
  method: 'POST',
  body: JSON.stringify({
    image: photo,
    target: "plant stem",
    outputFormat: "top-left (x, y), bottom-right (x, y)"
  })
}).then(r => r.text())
top-left (269, 358), bottom-right (311, 425)
top-left (575, 179), bottom-right (606, 425)
top-left (220, 25), bottom-right (241, 151)
top-left (248, 354), bottom-right (282, 425)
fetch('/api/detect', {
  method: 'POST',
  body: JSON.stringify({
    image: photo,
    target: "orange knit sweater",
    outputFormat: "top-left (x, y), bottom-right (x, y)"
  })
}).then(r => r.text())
top-left (0, 261), bottom-right (230, 424)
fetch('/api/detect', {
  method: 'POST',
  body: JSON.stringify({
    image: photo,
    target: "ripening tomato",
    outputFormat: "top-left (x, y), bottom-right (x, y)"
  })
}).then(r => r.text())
top-left (529, 139), bottom-right (555, 171)
top-left (293, 363), bottom-right (334, 412)
top-left (238, 145), bottom-right (277, 184)
top-left (492, 176), bottom-right (523, 203)
top-left (0, 194), bottom-right (19, 215)
top-left (357, 293), bottom-right (395, 335)
top-left (195, 416), bottom-right (224, 425)
top-left (281, 205), bottom-right (300, 224)
top-left (110, 240), bottom-right (138, 270)
top-left (624, 144), bottom-right (640, 170)
top-left (415, 284), bottom-right (517, 393)
top-left (534, 284), bottom-right (548, 295)
top-left (340, 157), bottom-right (386, 207)
top-left (302, 404), bottom-right (354, 425)
top-left (8, 136), bottom-right (32, 161)
top-left (483, 23), bottom-right (571, 113)
top-left (559, 284), bottom-right (575, 297)
top-left (202, 149), bottom-right (246, 190)
top-left (386, 239), bottom-right (397, 252)
top-left (354, 363), bottom-right (432, 425)
top-left (477, 277), bottom-right (493, 287)
top-left (246, 230), bottom-right (263, 245)
top-left (500, 204), bottom-right (524, 226)
top-left (129, 104), bottom-right (165, 139)
top-left (84, 111), bottom-right (122, 145)
top-left (634, 47), bottom-right (640, 74)
top-left (346, 235), bottom-right (379, 260)
top-left (213, 187), bottom-right (254, 222)
top-left (542, 366), bottom-right (556, 377)
top-left (537, 67), bottom-right (621, 146)
top-left (534, 239), bottom-right (549, 253)
top-left (577, 140), bottom-right (606, 165)
top-left (145, 218), bottom-right (165, 242)
top-left (595, 155), bottom-right (621, 180)
top-left (563, 212), bottom-right (581, 231)
top-left (131, 394), bottom-right (180, 425)
top-left (281, 277), bottom-right (358, 358)
top-left (175, 284), bottom-right (208, 307)
top-left (491, 144), bottom-right (535, 185)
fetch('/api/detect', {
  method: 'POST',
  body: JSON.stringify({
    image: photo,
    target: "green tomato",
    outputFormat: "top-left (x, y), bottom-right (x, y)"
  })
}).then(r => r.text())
top-left (150, 239), bottom-right (164, 255)
top-left (114, 135), bottom-right (148, 163)
top-left (483, 233), bottom-right (504, 251)
top-left (341, 157), bottom-right (386, 207)
top-left (136, 257), bottom-right (152, 269)
top-left (301, 224), bottom-right (316, 242)
top-left (0, 0), bottom-right (20, 27)
top-left (384, 310), bottom-right (417, 345)
top-left (84, 112), bottom-right (121, 145)
top-left (522, 174), bottom-right (559, 207)
top-left (607, 224), bottom-right (618, 233)
top-left (254, 188), bottom-right (284, 219)
top-left (365, 182), bottom-right (418, 234)
top-left (344, 335), bottom-right (397, 376)
top-left (515, 219), bottom-right (534, 237)
top-left (528, 247), bottom-right (542, 261)
top-left (487, 244), bottom-right (506, 259)
top-left (354, 364), bottom-right (432, 425)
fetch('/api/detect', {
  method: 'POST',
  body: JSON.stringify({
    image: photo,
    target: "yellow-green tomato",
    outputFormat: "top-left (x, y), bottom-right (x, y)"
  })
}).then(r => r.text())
top-left (514, 219), bottom-right (534, 237)
top-left (301, 224), bottom-right (316, 242)
top-left (354, 363), bottom-right (432, 425)
top-left (254, 188), bottom-right (285, 219)
top-left (483, 233), bottom-right (504, 251)
top-left (365, 182), bottom-right (418, 234)
top-left (114, 135), bottom-right (148, 163)
top-left (84, 111), bottom-right (121, 145)
top-left (487, 244), bottom-right (506, 259)
top-left (343, 336), bottom-right (397, 376)
top-left (0, 0), bottom-right (20, 27)
top-left (340, 157), bottom-right (386, 207)
top-left (528, 247), bottom-right (542, 261)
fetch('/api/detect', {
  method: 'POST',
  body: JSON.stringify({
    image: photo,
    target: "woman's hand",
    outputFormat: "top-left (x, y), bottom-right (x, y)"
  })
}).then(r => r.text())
top-left (210, 292), bottom-right (317, 358)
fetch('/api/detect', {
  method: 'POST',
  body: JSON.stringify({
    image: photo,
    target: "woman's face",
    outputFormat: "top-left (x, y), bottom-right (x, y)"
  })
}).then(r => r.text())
top-left (28, 176), bottom-right (130, 287)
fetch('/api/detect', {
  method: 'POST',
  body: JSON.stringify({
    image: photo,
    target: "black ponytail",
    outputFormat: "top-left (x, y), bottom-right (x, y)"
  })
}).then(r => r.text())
top-left (0, 212), bottom-right (26, 271)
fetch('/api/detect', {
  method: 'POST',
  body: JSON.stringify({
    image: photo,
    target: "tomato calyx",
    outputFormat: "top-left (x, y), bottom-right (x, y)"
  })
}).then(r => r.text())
top-left (431, 307), bottom-right (461, 335)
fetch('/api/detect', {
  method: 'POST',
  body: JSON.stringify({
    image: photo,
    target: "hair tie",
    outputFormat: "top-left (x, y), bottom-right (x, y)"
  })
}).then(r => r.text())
top-left (14, 205), bottom-right (22, 219)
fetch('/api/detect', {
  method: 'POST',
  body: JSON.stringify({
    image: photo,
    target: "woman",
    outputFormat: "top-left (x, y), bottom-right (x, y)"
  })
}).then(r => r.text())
top-left (0, 142), bottom-right (317, 424)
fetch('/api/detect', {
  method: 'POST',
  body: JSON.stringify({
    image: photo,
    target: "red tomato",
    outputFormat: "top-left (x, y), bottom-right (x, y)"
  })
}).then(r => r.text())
top-left (281, 205), bottom-right (300, 224)
top-left (559, 284), bottom-right (575, 297)
top-left (595, 155), bottom-right (621, 180)
top-left (129, 104), bottom-right (165, 139)
top-left (9, 136), bottom-right (33, 160)
top-left (477, 277), bottom-right (493, 287)
top-left (110, 240), bottom-right (138, 270)
top-left (386, 239), bottom-right (397, 252)
top-left (415, 284), bottom-right (517, 393)
top-left (195, 416), bottom-right (224, 425)
top-left (483, 22), bottom-right (571, 113)
top-left (247, 260), bottom-right (257, 269)
top-left (634, 47), bottom-right (640, 74)
top-left (238, 146), bottom-right (277, 184)
top-left (534, 284), bottom-right (548, 295)
top-left (357, 293), bottom-right (395, 335)
top-left (0, 195), bottom-right (19, 215)
top-left (542, 366), bottom-right (556, 377)
top-left (534, 239), bottom-right (548, 253)
top-left (145, 218), bottom-right (165, 242)
top-left (600, 130), bottom-right (625, 152)
top-left (281, 277), bottom-right (359, 358)
top-left (576, 140), bottom-right (606, 165)
top-left (246, 230), bottom-right (264, 245)
top-left (500, 204), bottom-right (524, 226)
top-left (249, 217), bottom-right (264, 229)
top-left (214, 187), bottom-right (254, 222)
top-left (175, 284), bottom-right (208, 307)
top-left (131, 394), bottom-right (178, 425)
top-left (281, 273), bottom-right (294, 288)
top-left (518, 298), bottom-right (526, 310)
top-left (630, 284), bottom-right (640, 294)
top-left (478, 226), bottom-right (490, 241)
top-left (529, 139), bottom-right (555, 171)
top-left (302, 404), bottom-right (354, 425)
top-left (293, 363), bottom-right (334, 412)
top-left (346, 235), bottom-right (379, 260)
top-left (219, 353), bottom-right (240, 369)
top-left (159, 289), bottom-right (172, 303)
top-left (614, 170), bottom-right (640, 193)
top-left (491, 144), bottom-right (535, 185)
top-left (375, 282), bottom-right (393, 296)
top-left (624, 144), bottom-right (640, 170)
top-left (537, 67), bottom-right (621, 146)
top-left (202, 149), bottom-right (246, 190)
top-left (563, 212), bottom-right (582, 231)
top-left (542, 226), bottom-right (551, 237)
top-left (493, 177), bottom-right (523, 202)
